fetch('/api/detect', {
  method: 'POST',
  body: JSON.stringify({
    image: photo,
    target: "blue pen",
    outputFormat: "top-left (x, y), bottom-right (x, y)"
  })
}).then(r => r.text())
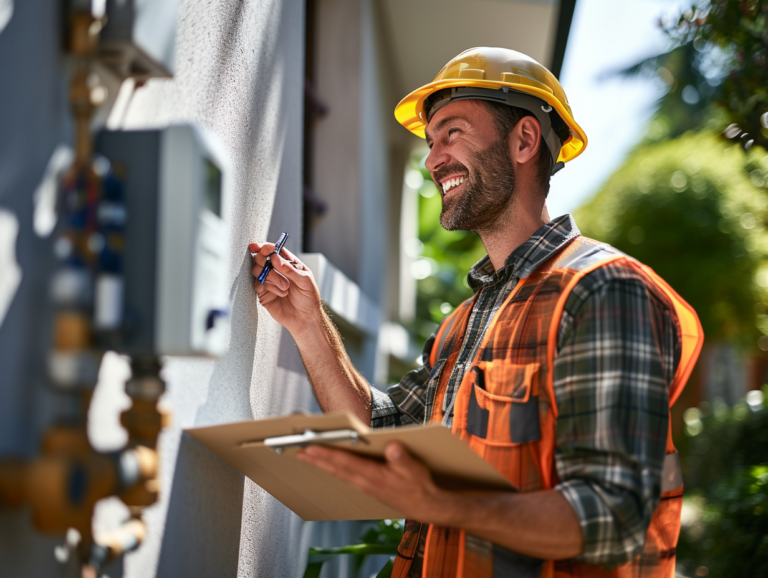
top-left (256, 232), bottom-right (289, 284)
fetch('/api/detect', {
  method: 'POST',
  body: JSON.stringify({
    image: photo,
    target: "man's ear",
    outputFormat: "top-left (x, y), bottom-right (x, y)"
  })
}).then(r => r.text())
top-left (510, 116), bottom-right (542, 166)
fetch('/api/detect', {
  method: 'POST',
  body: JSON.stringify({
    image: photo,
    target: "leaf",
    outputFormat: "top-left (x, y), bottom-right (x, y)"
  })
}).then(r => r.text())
top-left (302, 543), bottom-right (401, 578)
top-left (308, 544), bottom-right (399, 557)
top-left (302, 559), bottom-right (327, 578)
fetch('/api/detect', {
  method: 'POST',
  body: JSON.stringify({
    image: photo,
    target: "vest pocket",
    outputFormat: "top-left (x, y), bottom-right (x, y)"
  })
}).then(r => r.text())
top-left (465, 362), bottom-right (542, 445)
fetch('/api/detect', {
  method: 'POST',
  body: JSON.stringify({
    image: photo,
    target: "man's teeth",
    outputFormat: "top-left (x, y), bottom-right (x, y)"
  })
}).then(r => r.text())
top-left (442, 176), bottom-right (465, 194)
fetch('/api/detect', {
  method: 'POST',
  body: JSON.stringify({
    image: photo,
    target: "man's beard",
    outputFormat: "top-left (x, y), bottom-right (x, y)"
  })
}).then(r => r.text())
top-left (436, 136), bottom-right (516, 232)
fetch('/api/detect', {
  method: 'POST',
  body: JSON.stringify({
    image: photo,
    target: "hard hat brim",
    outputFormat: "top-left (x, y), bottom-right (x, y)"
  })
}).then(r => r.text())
top-left (394, 78), bottom-right (587, 164)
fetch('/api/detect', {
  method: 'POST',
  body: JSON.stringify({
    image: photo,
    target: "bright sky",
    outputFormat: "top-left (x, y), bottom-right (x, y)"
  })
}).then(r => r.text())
top-left (546, 0), bottom-right (693, 218)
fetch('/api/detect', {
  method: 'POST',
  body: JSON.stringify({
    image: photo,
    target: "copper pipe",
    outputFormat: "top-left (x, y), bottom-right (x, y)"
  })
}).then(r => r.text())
top-left (88, 517), bottom-right (147, 570)
top-left (0, 7), bottom-right (167, 572)
top-left (69, 12), bottom-right (98, 57)
top-left (69, 66), bottom-right (95, 167)
top-left (0, 377), bottom-right (167, 537)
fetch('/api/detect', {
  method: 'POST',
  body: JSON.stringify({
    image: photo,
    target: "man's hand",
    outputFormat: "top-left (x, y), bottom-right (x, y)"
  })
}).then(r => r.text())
top-left (296, 442), bottom-right (451, 524)
top-left (297, 442), bottom-right (585, 560)
top-left (248, 242), bottom-right (323, 338)
top-left (248, 241), bottom-right (373, 422)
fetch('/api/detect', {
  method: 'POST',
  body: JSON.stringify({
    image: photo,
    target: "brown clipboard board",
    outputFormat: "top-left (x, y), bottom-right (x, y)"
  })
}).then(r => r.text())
top-left (185, 411), bottom-right (516, 521)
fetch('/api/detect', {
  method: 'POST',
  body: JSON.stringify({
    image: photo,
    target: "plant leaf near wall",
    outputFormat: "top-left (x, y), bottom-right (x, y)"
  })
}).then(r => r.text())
top-left (302, 520), bottom-right (402, 578)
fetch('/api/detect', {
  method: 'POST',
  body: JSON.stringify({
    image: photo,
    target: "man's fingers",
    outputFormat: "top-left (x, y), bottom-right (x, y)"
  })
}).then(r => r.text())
top-left (252, 265), bottom-right (290, 290)
top-left (265, 274), bottom-right (289, 293)
top-left (254, 281), bottom-right (274, 299)
top-left (300, 446), bottom-right (383, 478)
top-left (251, 254), bottom-right (268, 268)
top-left (254, 276), bottom-right (288, 294)
top-left (249, 242), bottom-right (297, 263)
top-left (270, 268), bottom-right (290, 285)
top-left (272, 253), bottom-right (311, 283)
top-left (266, 285), bottom-right (289, 298)
top-left (299, 456), bottom-right (378, 494)
top-left (385, 442), bottom-right (431, 481)
top-left (255, 278), bottom-right (289, 299)
top-left (385, 442), bottom-right (406, 463)
top-left (248, 242), bottom-right (276, 256)
top-left (278, 246), bottom-right (300, 263)
top-left (250, 244), bottom-right (309, 285)
top-left (255, 289), bottom-right (279, 306)
top-left (250, 243), bottom-right (277, 268)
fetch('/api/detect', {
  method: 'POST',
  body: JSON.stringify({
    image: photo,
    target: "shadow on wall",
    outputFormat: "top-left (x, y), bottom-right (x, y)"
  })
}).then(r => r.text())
top-left (194, 251), bottom-right (261, 427)
top-left (189, 249), bottom-right (317, 425)
top-left (153, 253), bottom-right (254, 577)
top-left (155, 252), bottom-right (314, 577)
top-left (155, 435), bottom-right (244, 577)
top-left (271, 323), bottom-right (321, 417)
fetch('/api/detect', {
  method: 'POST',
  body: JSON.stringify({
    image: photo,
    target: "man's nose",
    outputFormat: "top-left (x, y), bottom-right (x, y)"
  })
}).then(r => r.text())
top-left (425, 144), bottom-right (449, 173)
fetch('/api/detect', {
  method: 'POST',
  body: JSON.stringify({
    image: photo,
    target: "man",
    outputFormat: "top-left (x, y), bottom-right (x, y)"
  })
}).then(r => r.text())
top-left (249, 48), bottom-right (702, 577)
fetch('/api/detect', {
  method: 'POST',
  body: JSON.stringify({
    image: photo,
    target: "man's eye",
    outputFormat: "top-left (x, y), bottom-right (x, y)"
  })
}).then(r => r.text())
top-left (448, 128), bottom-right (459, 136)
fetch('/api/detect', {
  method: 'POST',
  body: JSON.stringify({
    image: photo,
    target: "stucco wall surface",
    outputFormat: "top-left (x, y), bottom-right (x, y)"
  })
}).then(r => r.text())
top-left (0, 1), bottom-right (363, 576)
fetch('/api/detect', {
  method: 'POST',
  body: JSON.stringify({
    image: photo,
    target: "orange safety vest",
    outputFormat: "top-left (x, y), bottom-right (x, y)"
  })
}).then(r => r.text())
top-left (392, 236), bottom-right (703, 578)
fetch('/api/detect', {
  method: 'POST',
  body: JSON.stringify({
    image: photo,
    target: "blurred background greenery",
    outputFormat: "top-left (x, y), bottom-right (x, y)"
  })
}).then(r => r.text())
top-left (401, 2), bottom-right (768, 576)
top-left (675, 388), bottom-right (768, 576)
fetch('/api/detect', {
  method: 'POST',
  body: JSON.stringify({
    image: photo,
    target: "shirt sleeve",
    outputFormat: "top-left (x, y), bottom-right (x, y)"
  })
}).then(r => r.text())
top-left (552, 264), bottom-right (679, 568)
top-left (370, 331), bottom-right (437, 429)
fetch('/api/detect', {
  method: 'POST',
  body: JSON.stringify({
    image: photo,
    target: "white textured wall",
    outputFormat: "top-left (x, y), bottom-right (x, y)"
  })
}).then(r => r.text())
top-left (104, 1), bottom-right (354, 577)
top-left (0, 1), bottom-right (366, 576)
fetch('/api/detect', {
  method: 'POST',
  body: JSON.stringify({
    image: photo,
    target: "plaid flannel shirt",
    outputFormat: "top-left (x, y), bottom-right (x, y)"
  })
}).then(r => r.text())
top-left (370, 214), bottom-right (679, 568)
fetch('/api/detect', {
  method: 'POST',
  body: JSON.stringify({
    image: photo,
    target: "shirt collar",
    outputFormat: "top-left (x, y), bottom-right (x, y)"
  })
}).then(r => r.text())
top-left (467, 214), bottom-right (581, 290)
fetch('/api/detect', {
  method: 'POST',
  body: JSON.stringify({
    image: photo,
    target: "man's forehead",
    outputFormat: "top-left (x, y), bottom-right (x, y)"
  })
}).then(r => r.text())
top-left (425, 99), bottom-right (487, 140)
top-left (425, 99), bottom-right (479, 138)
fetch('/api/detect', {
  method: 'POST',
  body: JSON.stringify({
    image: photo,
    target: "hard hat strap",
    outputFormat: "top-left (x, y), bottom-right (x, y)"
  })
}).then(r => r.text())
top-left (425, 86), bottom-right (562, 175)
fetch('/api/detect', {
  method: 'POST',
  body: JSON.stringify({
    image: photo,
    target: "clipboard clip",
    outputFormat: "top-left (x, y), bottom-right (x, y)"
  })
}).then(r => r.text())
top-left (259, 429), bottom-right (361, 454)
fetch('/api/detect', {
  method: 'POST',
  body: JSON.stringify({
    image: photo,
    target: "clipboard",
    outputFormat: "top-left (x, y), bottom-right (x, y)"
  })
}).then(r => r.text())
top-left (185, 411), bottom-right (516, 521)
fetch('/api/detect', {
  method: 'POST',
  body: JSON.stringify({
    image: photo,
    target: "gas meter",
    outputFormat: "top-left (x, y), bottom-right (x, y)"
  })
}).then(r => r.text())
top-left (96, 125), bottom-right (231, 357)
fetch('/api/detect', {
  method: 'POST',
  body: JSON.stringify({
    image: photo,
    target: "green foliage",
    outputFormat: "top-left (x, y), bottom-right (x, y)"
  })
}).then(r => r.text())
top-left (408, 159), bottom-right (486, 345)
top-left (358, 519), bottom-right (405, 546)
top-left (575, 132), bottom-right (768, 342)
top-left (667, 1), bottom-right (768, 151)
top-left (302, 520), bottom-right (402, 578)
top-left (677, 389), bottom-right (768, 494)
top-left (611, 42), bottom-right (723, 144)
top-left (675, 389), bottom-right (768, 577)
top-left (612, 2), bottom-right (768, 150)
top-left (679, 464), bottom-right (768, 577)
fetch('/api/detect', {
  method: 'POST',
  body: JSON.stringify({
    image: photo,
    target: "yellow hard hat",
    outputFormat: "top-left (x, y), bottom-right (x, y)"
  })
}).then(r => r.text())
top-left (394, 47), bottom-right (587, 167)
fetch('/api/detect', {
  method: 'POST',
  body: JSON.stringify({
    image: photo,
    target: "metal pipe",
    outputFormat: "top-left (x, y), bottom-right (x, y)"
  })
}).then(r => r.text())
top-left (0, 9), bottom-right (169, 573)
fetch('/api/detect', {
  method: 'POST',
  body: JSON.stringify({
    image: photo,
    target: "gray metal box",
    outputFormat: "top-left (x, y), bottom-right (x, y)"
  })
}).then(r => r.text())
top-left (96, 125), bottom-right (231, 357)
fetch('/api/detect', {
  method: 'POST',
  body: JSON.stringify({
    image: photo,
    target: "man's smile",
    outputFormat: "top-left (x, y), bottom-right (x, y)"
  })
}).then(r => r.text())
top-left (438, 174), bottom-right (467, 197)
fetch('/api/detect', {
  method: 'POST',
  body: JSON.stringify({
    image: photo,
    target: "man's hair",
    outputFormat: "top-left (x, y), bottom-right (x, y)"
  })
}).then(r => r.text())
top-left (478, 100), bottom-right (571, 197)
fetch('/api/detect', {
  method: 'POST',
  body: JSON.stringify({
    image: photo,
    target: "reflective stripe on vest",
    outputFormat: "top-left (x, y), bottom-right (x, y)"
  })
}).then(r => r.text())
top-left (391, 236), bottom-right (703, 578)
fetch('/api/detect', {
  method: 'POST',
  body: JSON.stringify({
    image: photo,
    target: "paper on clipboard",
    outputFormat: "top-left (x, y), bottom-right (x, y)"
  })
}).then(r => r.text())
top-left (185, 411), bottom-right (515, 521)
